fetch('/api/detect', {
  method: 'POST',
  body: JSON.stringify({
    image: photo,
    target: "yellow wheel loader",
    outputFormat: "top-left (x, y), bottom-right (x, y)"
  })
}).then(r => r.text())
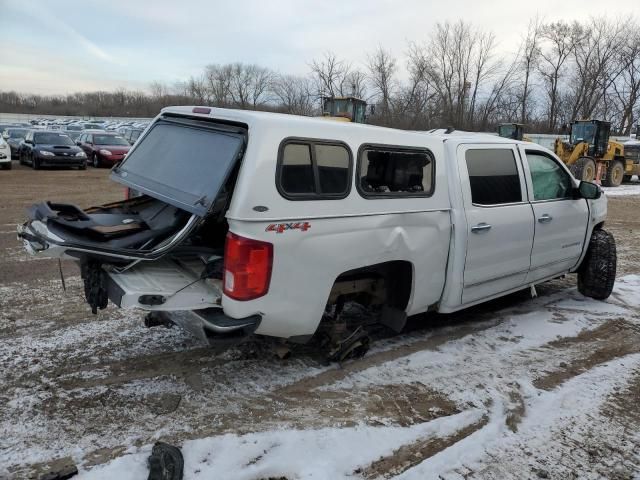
top-left (321, 96), bottom-right (367, 123)
top-left (554, 120), bottom-right (633, 187)
top-left (497, 123), bottom-right (531, 142)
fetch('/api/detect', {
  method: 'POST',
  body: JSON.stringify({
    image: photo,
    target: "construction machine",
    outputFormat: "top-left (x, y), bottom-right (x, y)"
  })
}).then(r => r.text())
top-left (497, 123), bottom-right (531, 142)
top-left (554, 119), bottom-right (634, 187)
top-left (321, 96), bottom-right (367, 124)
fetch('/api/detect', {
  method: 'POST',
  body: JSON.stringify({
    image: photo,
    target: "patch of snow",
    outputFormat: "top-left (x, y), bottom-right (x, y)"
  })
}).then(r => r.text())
top-left (78, 410), bottom-right (485, 480)
top-left (602, 179), bottom-right (640, 197)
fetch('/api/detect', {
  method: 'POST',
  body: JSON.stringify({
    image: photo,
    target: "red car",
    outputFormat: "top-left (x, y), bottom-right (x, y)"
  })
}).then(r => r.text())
top-left (77, 132), bottom-right (131, 168)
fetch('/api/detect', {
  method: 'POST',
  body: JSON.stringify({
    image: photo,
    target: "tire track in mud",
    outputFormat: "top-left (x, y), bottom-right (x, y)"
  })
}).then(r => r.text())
top-left (359, 416), bottom-right (489, 479)
top-left (533, 319), bottom-right (640, 391)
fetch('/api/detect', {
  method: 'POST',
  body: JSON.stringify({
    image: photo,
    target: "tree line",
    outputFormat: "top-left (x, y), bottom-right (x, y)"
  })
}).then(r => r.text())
top-left (1, 16), bottom-right (638, 134)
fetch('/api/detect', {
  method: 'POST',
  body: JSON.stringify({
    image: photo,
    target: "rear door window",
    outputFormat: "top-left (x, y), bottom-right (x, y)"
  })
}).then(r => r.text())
top-left (465, 149), bottom-right (522, 205)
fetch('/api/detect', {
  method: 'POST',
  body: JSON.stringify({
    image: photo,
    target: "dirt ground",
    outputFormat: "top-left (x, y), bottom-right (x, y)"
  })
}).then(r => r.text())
top-left (1, 164), bottom-right (639, 479)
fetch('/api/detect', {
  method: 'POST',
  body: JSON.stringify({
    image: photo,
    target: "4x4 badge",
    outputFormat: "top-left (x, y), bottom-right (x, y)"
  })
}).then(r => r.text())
top-left (266, 222), bottom-right (311, 234)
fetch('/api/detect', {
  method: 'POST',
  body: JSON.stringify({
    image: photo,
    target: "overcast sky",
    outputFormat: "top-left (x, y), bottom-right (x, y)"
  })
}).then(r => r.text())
top-left (0, 0), bottom-right (636, 95)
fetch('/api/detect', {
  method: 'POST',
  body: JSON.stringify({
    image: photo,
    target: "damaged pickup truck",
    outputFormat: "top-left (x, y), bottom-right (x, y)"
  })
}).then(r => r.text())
top-left (18, 106), bottom-right (616, 360)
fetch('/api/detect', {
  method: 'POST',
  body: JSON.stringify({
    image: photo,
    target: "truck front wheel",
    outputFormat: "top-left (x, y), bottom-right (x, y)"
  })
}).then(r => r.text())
top-left (577, 229), bottom-right (616, 300)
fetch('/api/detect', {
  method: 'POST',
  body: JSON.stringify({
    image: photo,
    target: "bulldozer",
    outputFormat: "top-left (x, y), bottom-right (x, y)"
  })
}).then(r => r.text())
top-left (321, 96), bottom-right (367, 124)
top-left (497, 123), bottom-right (531, 142)
top-left (554, 119), bottom-right (634, 187)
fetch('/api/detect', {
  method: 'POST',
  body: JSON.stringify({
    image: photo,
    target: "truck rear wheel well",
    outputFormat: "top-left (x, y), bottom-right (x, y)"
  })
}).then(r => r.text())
top-left (327, 260), bottom-right (413, 311)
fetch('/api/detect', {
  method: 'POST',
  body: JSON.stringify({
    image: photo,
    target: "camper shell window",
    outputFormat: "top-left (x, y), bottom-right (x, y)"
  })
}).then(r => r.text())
top-left (276, 138), bottom-right (352, 200)
top-left (357, 144), bottom-right (434, 198)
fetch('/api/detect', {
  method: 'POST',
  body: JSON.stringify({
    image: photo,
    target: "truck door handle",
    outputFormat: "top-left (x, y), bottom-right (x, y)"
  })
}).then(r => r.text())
top-left (538, 214), bottom-right (553, 223)
top-left (471, 223), bottom-right (492, 233)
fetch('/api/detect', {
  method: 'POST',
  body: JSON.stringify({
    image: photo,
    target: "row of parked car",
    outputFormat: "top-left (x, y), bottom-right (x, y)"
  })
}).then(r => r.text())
top-left (0, 119), bottom-right (147, 170)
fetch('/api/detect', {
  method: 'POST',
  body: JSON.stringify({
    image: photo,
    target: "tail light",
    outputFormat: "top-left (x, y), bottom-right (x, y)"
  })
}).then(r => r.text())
top-left (223, 232), bottom-right (273, 301)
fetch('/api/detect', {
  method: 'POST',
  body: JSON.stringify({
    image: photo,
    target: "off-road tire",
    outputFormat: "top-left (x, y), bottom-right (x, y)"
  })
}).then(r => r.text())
top-left (602, 160), bottom-right (624, 187)
top-left (572, 157), bottom-right (596, 182)
top-left (578, 229), bottom-right (616, 300)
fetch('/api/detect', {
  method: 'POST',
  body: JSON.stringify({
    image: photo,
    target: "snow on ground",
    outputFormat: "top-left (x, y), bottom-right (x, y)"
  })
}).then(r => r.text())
top-left (602, 177), bottom-right (640, 196)
top-left (81, 410), bottom-right (485, 480)
top-left (71, 276), bottom-right (640, 479)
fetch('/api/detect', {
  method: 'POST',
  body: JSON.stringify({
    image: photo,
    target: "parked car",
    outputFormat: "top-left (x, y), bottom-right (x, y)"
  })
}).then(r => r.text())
top-left (65, 130), bottom-right (83, 142)
top-left (3, 128), bottom-right (30, 159)
top-left (19, 130), bottom-right (87, 169)
top-left (0, 137), bottom-right (11, 170)
top-left (0, 123), bottom-right (21, 134)
top-left (122, 127), bottom-right (144, 145)
top-left (77, 132), bottom-right (131, 167)
top-left (17, 106), bottom-right (615, 361)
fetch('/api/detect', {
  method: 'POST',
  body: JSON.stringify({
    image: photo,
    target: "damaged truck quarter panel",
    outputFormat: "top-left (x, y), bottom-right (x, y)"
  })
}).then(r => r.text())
top-left (18, 105), bottom-right (614, 359)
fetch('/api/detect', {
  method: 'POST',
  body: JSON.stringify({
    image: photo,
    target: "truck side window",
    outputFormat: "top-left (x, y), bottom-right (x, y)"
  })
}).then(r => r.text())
top-left (358, 146), bottom-right (434, 197)
top-left (526, 152), bottom-right (573, 201)
top-left (465, 149), bottom-right (522, 205)
top-left (277, 139), bottom-right (352, 199)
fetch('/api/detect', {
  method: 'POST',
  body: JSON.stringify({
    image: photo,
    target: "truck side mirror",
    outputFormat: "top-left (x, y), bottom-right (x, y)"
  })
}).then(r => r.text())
top-left (579, 181), bottom-right (601, 200)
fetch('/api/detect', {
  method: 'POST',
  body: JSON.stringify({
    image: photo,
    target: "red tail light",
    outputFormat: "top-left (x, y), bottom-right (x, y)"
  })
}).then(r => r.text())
top-left (223, 232), bottom-right (273, 301)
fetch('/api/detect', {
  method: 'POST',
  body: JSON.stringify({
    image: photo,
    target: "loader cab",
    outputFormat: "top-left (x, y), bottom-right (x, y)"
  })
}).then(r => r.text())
top-left (570, 120), bottom-right (610, 157)
top-left (321, 96), bottom-right (367, 124)
top-left (497, 123), bottom-right (524, 141)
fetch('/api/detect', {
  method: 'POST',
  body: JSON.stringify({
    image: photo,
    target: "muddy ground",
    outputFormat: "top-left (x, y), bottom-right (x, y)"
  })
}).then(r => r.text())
top-left (1, 164), bottom-right (639, 479)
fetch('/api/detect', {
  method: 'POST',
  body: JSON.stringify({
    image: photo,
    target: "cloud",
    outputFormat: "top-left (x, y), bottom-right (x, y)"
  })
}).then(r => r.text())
top-left (5, 0), bottom-right (120, 65)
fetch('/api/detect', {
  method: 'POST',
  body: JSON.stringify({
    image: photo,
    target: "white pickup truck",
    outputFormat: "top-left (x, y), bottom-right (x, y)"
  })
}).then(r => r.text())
top-left (18, 106), bottom-right (616, 359)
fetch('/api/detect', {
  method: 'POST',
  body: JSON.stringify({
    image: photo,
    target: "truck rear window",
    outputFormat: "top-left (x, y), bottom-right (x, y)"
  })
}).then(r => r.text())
top-left (112, 118), bottom-right (245, 216)
top-left (465, 149), bottom-right (522, 205)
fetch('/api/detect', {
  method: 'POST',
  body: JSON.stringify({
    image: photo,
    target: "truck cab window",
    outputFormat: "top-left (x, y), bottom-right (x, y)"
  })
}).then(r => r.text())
top-left (526, 152), bottom-right (573, 201)
top-left (465, 149), bottom-right (522, 205)
top-left (358, 147), bottom-right (433, 196)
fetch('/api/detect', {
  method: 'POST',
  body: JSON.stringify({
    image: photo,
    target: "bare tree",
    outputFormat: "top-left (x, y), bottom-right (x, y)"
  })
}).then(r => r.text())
top-left (538, 21), bottom-right (584, 130)
top-left (613, 22), bottom-right (640, 134)
top-left (309, 52), bottom-right (350, 98)
top-left (516, 16), bottom-right (542, 124)
top-left (366, 47), bottom-right (397, 122)
top-left (271, 74), bottom-right (315, 116)
top-left (569, 17), bottom-right (626, 120)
